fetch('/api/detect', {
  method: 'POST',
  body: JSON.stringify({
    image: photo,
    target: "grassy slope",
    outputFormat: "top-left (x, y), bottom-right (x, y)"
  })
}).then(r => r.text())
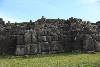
top-left (0, 52), bottom-right (100, 67)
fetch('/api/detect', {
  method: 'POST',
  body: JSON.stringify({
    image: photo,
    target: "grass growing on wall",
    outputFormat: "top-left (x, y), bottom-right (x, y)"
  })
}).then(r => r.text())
top-left (0, 52), bottom-right (100, 67)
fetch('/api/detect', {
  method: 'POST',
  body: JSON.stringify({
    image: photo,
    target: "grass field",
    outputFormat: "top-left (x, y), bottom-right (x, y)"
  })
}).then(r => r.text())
top-left (0, 52), bottom-right (100, 67)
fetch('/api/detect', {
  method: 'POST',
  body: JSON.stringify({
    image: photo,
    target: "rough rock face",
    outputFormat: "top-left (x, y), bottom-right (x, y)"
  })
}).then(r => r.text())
top-left (0, 17), bottom-right (100, 55)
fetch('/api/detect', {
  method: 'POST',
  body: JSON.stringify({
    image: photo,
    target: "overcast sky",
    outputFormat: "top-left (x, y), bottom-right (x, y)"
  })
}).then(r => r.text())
top-left (0, 0), bottom-right (100, 23)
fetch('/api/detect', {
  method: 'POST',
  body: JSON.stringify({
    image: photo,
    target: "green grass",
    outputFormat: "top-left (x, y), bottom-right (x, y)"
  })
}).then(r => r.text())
top-left (0, 52), bottom-right (100, 67)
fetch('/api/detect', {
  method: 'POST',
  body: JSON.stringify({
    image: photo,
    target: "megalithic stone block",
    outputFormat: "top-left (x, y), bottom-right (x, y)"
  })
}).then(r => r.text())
top-left (40, 42), bottom-right (50, 52)
top-left (95, 41), bottom-right (100, 51)
top-left (46, 36), bottom-right (52, 42)
top-left (16, 45), bottom-right (25, 56)
top-left (17, 35), bottom-right (24, 45)
top-left (25, 44), bottom-right (38, 54)
top-left (50, 41), bottom-right (64, 52)
top-left (38, 36), bottom-right (47, 42)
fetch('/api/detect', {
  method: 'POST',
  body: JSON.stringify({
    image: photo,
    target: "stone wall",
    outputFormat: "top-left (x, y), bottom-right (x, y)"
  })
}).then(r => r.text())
top-left (0, 17), bottom-right (100, 55)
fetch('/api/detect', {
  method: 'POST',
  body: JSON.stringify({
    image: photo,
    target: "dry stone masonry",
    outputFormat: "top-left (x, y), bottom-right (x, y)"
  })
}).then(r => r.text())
top-left (0, 17), bottom-right (100, 55)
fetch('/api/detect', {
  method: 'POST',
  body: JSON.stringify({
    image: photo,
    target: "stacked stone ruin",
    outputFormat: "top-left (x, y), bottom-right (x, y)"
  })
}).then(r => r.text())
top-left (0, 17), bottom-right (100, 55)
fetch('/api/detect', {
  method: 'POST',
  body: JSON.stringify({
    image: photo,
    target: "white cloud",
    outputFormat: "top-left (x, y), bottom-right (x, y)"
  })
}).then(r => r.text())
top-left (3, 17), bottom-right (17, 23)
top-left (1, 16), bottom-right (18, 23)
top-left (79, 0), bottom-right (99, 4)
top-left (88, 0), bottom-right (99, 3)
top-left (0, 12), bottom-right (22, 23)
